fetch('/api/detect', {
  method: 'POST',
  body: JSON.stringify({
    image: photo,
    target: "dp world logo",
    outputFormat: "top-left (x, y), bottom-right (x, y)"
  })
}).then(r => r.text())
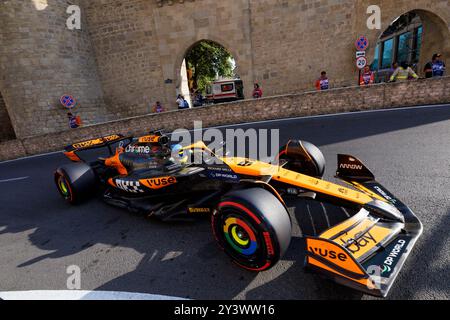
top-left (381, 264), bottom-right (392, 275)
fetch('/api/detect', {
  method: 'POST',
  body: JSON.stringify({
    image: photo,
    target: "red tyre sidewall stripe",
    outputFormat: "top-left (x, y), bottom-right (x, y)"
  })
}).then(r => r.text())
top-left (218, 201), bottom-right (262, 225)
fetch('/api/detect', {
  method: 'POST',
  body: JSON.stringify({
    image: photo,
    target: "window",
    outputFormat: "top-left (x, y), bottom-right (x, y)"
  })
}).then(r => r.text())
top-left (381, 38), bottom-right (394, 69)
top-left (371, 44), bottom-right (380, 70)
top-left (397, 32), bottom-right (412, 64)
top-left (221, 84), bottom-right (234, 92)
top-left (412, 26), bottom-right (423, 63)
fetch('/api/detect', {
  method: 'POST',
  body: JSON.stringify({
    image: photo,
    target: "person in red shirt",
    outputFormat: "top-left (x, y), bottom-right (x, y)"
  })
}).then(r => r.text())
top-left (253, 83), bottom-right (263, 99)
top-left (360, 66), bottom-right (375, 86)
top-left (315, 71), bottom-right (329, 91)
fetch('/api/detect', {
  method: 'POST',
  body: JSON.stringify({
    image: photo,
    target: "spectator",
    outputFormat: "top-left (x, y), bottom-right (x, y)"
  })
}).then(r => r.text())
top-left (176, 94), bottom-right (185, 110)
top-left (193, 91), bottom-right (204, 107)
top-left (67, 112), bottom-right (81, 129)
top-left (252, 83), bottom-right (263, 99)
top-left (359, 66), bottom-right (375, 86)
top-left (152, 101), bottom-right (164, 113)
top-left (315, 71), bottom-right (329, 91)
top-left (424, 53), bottom-right (446, 78)
top-left (182, 96), bottom-right (190, 109)
top-left (389, 62), bottom-right (419, 82)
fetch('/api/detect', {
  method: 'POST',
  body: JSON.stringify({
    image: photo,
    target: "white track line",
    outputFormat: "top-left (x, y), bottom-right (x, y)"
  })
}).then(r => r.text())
top-left (0, 290), bottom-right (188, 301)
top-left (0, 176), bottom-right (29, 183)
top-left (1, 103), bottom-right (448, 165)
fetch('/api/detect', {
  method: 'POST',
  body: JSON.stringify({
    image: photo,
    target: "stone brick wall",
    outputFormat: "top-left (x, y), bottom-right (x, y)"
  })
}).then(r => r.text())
top-left (81, 0), bottom-right (254, 119)
top-left (1, 76), bottom-right (448, 162)
top-left (0, 0), bottom-right (109, 138)
top-left (0, 0), bottom-right (449, 140)
top-left (0, 91), bottom-right (16, 142)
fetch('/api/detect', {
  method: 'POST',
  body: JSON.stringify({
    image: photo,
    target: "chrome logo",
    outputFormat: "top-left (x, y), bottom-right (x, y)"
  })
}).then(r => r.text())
top-left (223, 217), bottom-right (258, 256)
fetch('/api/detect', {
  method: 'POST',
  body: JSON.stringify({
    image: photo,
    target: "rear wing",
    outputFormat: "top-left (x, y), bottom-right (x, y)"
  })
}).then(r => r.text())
top-left (64, 134), bottom-right (131, 162)
top-left (305, 154), bottom-right (423, 297)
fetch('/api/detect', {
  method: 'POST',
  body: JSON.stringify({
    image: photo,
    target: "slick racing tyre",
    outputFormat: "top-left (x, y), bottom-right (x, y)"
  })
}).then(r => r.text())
top-left (277, 140), bottom-right (325, 178)
top-left (212, 188), bottom-right (292, 271)
top-left (55, 163), bottom-right (97, 204)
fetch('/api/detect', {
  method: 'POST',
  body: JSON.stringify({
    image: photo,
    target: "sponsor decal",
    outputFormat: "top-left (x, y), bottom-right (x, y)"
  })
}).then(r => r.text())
top-left (139, 135), bottom-right (160, 143)
top-left (206, 166), bottom-right (239, 182)
top-left (363, 237), bottom-right (411, 279)
top-left (141, 177), bottom-right (177, 190)
top-left (72, 135), bottom-right (120, 149)
top-left (263, 232), bottom-right (275, 256)
top-left (308, 246), bottom-right (348, 262)
top-left (380, 239), bottom-right (407, 275)
top-left (373, 186), bottom-right (397, 204)
top-left (125, 145), bottom-right (152, 154)
top-left (343, 232), bottom-right (377, 254)
top-left (73, 140), bottom-right (97, 149)
top-left (188, 208), bottom-right (211, 214)
top-left (340, 163), bottom-right (364, 170)
top-left (115, 179), bottom-right (145, 193)
top-left (238, 160), bottom-right (254, 167)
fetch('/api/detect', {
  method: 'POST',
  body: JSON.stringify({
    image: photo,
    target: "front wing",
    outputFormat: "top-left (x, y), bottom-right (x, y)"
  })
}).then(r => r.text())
top-left (305, 156), bottom-right (422, 297)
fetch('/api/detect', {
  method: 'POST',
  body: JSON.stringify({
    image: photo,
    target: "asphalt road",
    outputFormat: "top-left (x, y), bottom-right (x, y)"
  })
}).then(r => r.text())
top-left (0, 104), bottom-right (449, 300)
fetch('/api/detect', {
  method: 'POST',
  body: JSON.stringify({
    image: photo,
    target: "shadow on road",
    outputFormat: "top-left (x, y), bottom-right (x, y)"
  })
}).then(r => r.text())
top-left (0, 105), bottom-right (449, 299)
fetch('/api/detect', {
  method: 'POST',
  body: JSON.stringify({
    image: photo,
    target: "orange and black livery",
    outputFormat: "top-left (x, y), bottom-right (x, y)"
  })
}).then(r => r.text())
top-left (54, 130), bottom-right (422, 298)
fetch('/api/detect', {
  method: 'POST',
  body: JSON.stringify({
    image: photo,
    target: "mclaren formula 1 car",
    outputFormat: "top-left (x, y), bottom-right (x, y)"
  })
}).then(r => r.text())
top-left (55, 130), bottom-right (422, 297)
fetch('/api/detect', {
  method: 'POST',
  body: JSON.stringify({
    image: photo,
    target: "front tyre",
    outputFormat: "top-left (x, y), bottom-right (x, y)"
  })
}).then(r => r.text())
top-left (212, 188), bottom-right (292, 271)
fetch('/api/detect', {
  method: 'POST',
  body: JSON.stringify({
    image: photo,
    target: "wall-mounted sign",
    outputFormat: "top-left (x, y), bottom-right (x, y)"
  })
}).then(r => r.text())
top-left (60, 95), bottom-right (77, 109)
top-left (356, 51), bottom-right (366, 58)
top-left (356, 56), bottom-right (368, 69)
top-left (355, 36), bottom-right (369, 51)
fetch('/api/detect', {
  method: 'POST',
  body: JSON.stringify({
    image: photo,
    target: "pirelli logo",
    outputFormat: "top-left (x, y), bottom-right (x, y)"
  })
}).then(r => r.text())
top-left (140, 177), bottom-right (177, 190)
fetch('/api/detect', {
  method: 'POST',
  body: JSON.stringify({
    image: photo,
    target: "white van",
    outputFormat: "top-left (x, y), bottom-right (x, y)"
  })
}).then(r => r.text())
top-left (206, 79), bottom-right (244, 104)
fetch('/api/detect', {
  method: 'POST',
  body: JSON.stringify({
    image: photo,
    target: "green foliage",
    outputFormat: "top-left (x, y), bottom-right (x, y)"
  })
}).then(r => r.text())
top-left (185, 40), bottom-right (235, 93)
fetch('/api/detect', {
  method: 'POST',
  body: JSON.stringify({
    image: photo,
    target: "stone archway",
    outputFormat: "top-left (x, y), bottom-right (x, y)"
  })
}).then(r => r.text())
top-left (412, 9), bottom-right (450, 74)
top-left (155, 30), bottom-right (253, 110)
top-left (175, 39), bottom-right (241, 107)
top-left (367, 8), bottom-right (449, 78)
top-left (173, 37), bottom-right (246, 96)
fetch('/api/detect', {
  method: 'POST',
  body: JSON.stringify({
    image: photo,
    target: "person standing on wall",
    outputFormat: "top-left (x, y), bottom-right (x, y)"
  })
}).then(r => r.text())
top-left (253, 83), bottom-right (263, 99)
top-left (389, 62), bottom-right (419, 82)
top-left (67, 112), bottom-right (81, 129)
top-left (315, 71), bottom-right (330, 91)
top-left (359, 66), bottom-right (375, 86)
top-left (424, 53), bottom-right (446, 78)
top-left (152, 101), bottom-right (164, 113)
top-left (176, 94), bottom-right (185, 110)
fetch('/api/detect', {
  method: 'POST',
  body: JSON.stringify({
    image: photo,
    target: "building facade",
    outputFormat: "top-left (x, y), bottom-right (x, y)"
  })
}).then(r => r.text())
top-left (0, 0), bottom-right (449, 139)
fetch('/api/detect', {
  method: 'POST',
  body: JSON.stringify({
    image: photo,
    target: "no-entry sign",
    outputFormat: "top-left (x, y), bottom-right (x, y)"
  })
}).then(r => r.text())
top-left (60, 95), bottom-right (77, 109)
top-left (355, 36), bottom-right (369, 51)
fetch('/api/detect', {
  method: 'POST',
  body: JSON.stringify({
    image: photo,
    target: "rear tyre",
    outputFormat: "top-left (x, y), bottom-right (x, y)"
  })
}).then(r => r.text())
top-left (54, 163), bottom-right (97, 204)
top-left (212, 188), bottom-right (292, 271)
top-left (278, 140), bottom-right (326, 178)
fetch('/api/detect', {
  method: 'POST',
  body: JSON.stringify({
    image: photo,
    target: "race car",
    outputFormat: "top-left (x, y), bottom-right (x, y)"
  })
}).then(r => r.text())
top-left (54, 130), bottom-right (423, 297)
